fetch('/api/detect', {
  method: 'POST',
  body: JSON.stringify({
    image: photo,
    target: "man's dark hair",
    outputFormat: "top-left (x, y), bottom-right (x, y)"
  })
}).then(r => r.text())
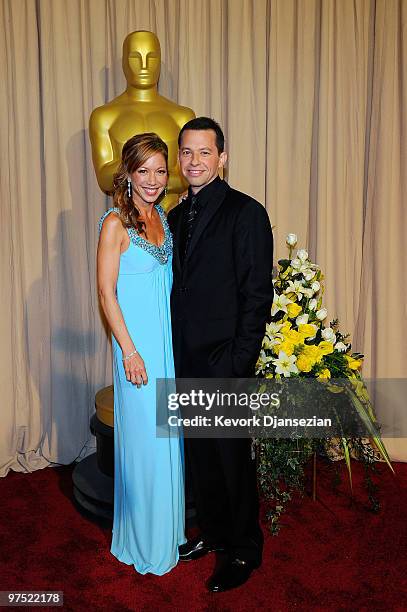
top-left (178, 116), bottom-right (225, 153)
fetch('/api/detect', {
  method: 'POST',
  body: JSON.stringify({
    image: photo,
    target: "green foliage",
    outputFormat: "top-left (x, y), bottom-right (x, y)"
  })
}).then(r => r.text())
top-left (255, 236), bottom-right (392, 533)
top-left (256, 436), bottom-right (383, 533)
top-left (256, 437), bottom-right (313, 533)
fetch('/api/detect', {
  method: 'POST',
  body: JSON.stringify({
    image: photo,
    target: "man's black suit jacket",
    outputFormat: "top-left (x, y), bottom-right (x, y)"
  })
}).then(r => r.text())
top-left (168, 178), bottom-right (274, 379)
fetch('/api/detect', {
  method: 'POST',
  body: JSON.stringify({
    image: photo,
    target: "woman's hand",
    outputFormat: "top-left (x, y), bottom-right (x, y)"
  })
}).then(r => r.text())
top-left (122, 351), bottom-right (148, 387)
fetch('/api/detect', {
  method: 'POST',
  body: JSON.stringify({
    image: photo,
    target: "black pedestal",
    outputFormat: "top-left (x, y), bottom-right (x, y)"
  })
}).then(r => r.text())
top-left (73, 411), bottom-right (196, 526)
top-left (90, 414), bottom-right (114, 477)
top-left (72, 413), bottom-right (114, 522)
top-left (72, 453), bottom-right (113, 522)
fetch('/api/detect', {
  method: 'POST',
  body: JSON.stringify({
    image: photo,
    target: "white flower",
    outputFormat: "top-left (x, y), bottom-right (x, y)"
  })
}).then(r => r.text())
top-left (297, 249), bottom-right (309, 262)
top-left (291, 258), bottom-right (310, 274)
top-left (271, 294), bottom-right (293, 316)
top-left (296, 313), bottom-right (309, 325)
top-left (301, 287), bottom-right (315, 298)
top-left (256, 349), bottom-right (274, 374)
top-left (303, 269), bottom-right (317, 281)
top-left (316, 308), bottom-right (328, 321)
top-left (335, 341), bottom-right (347, 352)
top-left (308, 298), bottom-right (318, 311)
top-left (262, 336), bottom-right (281, 350)
top-left (286, 279), bottom-right (304, 300)
top-left (311, 281), bottom-right (320, 292)
top-left (286, 233), bottom-right (297, 247)
top-left (322, 328), bottom-right (337, 343)
top-left (266, 322), bottom-right (284, 336)
top-left (271, 351), bottom-right (299, 377)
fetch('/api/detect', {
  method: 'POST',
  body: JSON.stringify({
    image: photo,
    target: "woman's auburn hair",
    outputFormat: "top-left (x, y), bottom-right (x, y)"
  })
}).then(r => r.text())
top-left (113, 132), bottom-right (168, 235)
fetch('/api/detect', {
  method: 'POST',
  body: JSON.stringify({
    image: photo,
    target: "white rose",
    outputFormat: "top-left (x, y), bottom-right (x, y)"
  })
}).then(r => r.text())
top-left (316, 308), bottom-right (328, 321)
top-left (335, 341), bottom-right (347, 352)
top-left (303, 269), bottom-right (316, 281)
top-left (322, 328), bottom-right (336, 343)
top-left (311, 281), bottom-right (320, 292)
top-left (297, 249), bottom-right (309, 262)
top-left (291, 258), bottom-right (301, 269)
top-left (308, 298), bottom-right (317, 311)
top-left (286, 233), bottom-right (298, 247)
top-left (296, 313), bottom-right (309, 325)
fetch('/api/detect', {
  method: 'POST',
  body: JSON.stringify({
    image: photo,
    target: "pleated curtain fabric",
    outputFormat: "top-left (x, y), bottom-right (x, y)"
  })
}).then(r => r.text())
top-left (0, 0), bottom-right (406, 474)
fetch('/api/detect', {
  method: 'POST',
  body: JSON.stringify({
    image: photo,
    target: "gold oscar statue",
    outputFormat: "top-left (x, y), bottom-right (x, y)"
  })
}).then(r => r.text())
top-left (91, 31), bottom-right (194, 430)
top-left (89, 30), bottom-right (195, 209)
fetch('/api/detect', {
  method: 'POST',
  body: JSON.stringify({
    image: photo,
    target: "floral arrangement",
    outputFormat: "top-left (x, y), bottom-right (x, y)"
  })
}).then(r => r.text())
top-left (255, 233), bottom-right (393, 532)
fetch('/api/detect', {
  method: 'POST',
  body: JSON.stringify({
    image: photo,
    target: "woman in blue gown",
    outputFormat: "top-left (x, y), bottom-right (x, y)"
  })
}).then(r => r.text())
top-left (97, 133), bottom-right (185, 575)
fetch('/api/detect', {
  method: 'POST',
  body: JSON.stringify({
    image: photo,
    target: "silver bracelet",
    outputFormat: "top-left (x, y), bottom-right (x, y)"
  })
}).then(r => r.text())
top-left (122, 350), bottom-right (137, 362)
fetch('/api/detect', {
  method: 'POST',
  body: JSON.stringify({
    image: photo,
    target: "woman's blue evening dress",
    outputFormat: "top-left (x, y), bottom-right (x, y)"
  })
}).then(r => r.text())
top-left (99, 205), bottom-right (185, 575)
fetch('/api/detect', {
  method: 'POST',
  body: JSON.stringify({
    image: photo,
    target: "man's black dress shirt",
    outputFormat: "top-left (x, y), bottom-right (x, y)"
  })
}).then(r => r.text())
top-left (179, 176), bottom-right (223, 264)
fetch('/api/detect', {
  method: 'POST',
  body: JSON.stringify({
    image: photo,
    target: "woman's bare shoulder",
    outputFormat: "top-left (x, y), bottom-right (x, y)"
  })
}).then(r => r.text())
top-left (99, 210), bottom-right (126, 241)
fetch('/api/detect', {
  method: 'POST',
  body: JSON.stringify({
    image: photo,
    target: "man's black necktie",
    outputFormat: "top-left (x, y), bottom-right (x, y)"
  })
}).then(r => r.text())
top-left (184, 195), bottom-right (199, 257)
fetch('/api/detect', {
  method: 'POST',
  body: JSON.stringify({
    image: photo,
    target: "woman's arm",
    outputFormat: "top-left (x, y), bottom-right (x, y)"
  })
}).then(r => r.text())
top-left (97, 213), bottom-right (148, 386)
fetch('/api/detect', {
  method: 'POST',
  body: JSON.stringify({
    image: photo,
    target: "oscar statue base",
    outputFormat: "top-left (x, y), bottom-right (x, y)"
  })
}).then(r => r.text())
top-left (72, 385), bottom-right (196, 526)
top-left (72, 453), bottom-right (113, 522)
top-left (71, 386), bottom-right (115, 523)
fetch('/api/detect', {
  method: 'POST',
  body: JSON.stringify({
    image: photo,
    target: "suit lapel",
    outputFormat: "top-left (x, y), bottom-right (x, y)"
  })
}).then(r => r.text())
top-left (184, 179), bottom-right (229, 262)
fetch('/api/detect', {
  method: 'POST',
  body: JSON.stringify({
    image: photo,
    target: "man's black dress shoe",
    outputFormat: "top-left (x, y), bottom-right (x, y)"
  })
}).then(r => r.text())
top-left (178, 536), bottom-right (224, 562)
top-left (207, 558), bottom-right (258, 592)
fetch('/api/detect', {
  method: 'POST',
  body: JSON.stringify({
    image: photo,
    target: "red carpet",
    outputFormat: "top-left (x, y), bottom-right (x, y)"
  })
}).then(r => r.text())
top-left (1, 459), bottom-right (406, 611)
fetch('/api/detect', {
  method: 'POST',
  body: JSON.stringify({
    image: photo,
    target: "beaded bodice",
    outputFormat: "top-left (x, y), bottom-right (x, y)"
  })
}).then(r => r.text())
top-left (98, 205), bottom-right (172, 265)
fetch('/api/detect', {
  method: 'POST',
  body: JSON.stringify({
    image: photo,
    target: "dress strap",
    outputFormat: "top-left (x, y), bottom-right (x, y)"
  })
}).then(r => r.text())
top-left (98, 207), bottom-right (121, 233)
top-left (155, 204), bottom-right (170, 234)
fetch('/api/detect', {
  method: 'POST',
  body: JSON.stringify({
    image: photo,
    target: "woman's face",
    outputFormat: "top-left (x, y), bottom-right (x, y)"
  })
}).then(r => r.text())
top-left (130, 152), bottom-right (168, 207)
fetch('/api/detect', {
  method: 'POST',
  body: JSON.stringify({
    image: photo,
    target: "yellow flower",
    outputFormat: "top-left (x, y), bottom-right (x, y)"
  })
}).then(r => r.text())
top-left (301, 345), bottom-right (323, 364)
top-left (296, 354), bottom-right (314, 372)
top-left (345, 355), bottom-right (362, 370)
top-left (273, 340), bottom-right (295, 356)
top-left (318, 341), bottom-right (334, 355)
top-left (298, 324), bottom-right (318, 339)
top-left (317, 368), bottom-right (331, 380)
top-left (280, 321), bottom-right (292, 333)
top-left (286, 302), bottom-right (302, 319)
top-left (284, 329), bottom-right (304, 345)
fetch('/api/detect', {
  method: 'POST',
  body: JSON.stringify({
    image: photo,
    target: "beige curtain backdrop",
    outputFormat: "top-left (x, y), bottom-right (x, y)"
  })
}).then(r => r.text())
top-left (1, 0), bottom-right (406, 475)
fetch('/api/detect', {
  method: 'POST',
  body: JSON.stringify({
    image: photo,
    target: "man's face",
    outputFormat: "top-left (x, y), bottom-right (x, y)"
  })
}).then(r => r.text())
top-left (178, 130), bottom-right (227, 194)
top-left (122, 31), bottom-right (161, 89)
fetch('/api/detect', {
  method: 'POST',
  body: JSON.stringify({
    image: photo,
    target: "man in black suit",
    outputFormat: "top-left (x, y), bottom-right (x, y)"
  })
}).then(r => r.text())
top-left (168, 117), bottom-right (274, 592)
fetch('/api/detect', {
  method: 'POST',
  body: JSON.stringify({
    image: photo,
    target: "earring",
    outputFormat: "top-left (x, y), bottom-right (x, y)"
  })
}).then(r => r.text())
top-left (127, 179), bottom-right (132, 198)
top-left (164, 186), bottom-right (168, 197)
